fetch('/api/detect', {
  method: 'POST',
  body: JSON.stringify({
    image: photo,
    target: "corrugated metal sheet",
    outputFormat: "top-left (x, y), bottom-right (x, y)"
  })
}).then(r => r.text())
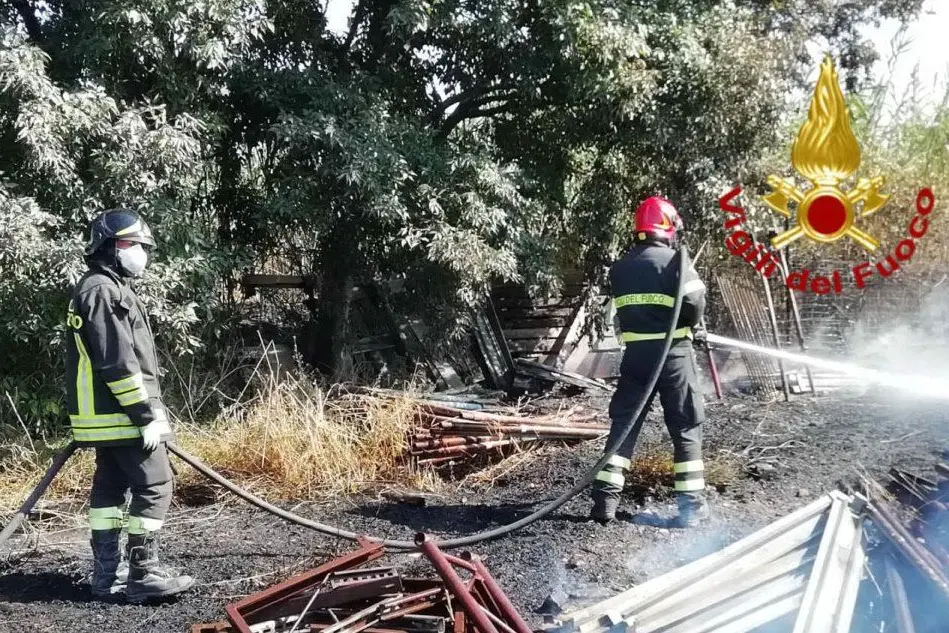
top-left (549, 491), bottom-right (866, 633)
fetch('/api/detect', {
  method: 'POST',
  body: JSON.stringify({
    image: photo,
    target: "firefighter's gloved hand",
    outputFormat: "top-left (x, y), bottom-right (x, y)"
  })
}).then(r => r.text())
top-left (693, 325), bottom-right (708, 348)
top-left (140, 421), bottom-right (162, 451)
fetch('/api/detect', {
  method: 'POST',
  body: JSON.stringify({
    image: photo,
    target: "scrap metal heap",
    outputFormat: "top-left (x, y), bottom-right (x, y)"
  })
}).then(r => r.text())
top-left (544, 454), bottom-right (949, 633)
top-left (192, 535), bottom-right (532, 633)
top-left (190, 449), bottom-right (949, 633)
top-left (408, 401), bottom-right (609, 467)
top-left (354, 388), bottom-right (611, 468)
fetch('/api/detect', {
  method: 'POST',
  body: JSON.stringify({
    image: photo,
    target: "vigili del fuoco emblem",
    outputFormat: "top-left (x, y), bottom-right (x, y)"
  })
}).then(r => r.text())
top-left (719, 55), bottom-right (935, 294)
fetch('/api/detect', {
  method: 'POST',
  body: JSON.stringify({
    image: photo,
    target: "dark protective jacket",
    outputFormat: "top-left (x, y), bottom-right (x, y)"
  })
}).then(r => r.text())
top-left (610, 241), bottom-right (706, 349)
top-left (65, 262), bottom-right (171, 447)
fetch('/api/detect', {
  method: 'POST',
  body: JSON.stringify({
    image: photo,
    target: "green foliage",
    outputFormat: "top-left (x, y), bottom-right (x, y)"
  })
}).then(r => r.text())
top-left (715, 27), bottom-right (949, 278)
top-left (0, 0), bottom-right (927, 434)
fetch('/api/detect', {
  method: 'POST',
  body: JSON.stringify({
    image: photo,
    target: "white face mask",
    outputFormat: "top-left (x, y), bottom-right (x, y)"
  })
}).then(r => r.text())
top-left (116, 243), bottom-right (148, 277)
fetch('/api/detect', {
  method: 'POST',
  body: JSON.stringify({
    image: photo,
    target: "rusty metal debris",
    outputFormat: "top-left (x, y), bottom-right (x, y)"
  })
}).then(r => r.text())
top-left (409, 401), bottom-right (608, 466)
top-left (195, 537), bottom-right (528, 633)
top-left (359, 389), bottom-right (610, 467)
top-left (415, 533), bottom-right (532, 633)
top-left (715, 273), bottom-right (784, 399)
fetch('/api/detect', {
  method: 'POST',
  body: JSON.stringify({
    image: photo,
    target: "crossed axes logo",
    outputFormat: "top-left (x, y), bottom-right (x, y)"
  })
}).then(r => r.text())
top-left (762, 55), bottom-right (889, 252)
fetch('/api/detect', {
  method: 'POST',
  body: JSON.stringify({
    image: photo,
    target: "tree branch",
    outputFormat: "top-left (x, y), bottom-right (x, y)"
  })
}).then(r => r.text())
top-left (365, 0), bottom-right (398, 71)
top-left (12, 0), bottom-right (43, 42)
top-left (432, 84), bottom-right (516, 118)
top-left (438, 101), bottom-right (518, 138)
top-left (343, 0), bottom-right (367, 52)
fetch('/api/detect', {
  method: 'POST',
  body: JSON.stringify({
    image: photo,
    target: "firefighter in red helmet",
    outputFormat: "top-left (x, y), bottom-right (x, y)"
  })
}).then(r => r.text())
top-left (590, 196), bottom-right (710, 528)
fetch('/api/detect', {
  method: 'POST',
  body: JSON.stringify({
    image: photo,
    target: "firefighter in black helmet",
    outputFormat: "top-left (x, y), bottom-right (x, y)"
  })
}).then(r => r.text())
top-left (66, 208), bottom-right (194, 602)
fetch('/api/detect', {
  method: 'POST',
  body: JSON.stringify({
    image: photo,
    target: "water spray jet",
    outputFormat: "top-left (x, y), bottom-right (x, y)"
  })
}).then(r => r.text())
top-left (707, 333), bottom-right (949, 401)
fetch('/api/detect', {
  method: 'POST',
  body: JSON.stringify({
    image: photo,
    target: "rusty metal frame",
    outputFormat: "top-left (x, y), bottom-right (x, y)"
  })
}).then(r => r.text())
top-left (225, 538), bottom-right (385, 633)
top-left (415, 533), bottom-right (532, 633)
top-left (715, 273), bottom-right (782, 398)
top-left (194, 621), bottom-right (442, 633)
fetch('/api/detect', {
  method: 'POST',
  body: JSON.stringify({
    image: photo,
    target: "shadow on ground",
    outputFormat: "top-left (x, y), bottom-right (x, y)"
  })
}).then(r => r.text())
top-left (345, 499), bottom-right (610, 535)
top-left (0, 571), bottom-right (98, 604)
top-left (347, 501), bottom-right (540, 534)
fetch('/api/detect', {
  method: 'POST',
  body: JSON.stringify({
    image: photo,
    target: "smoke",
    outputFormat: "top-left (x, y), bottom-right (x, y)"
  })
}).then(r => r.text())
top-left (540, 556), bottom-right (617, 617)
top-left (844, 284), bottom-right (949, 401)
top-left (708, 332), bottom-right (949, 401)
top-left (622, 524), bottom-right (732, 582)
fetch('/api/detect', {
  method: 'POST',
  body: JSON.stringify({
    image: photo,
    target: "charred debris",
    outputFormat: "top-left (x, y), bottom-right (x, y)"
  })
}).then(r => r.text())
top-left (16, 410), bottom-right (949, 633)
top-left (189, 455), bottom-right (949, 633)
top-left (238, 272), bottom-right (616, 399)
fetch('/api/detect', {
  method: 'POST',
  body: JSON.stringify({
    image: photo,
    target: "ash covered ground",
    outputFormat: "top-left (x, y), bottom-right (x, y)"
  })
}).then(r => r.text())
top-left (2, 389), bottom-right (948, 633)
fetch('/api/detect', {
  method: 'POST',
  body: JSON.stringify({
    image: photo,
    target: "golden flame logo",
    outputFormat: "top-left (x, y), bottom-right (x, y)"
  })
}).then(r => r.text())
top-left (764, 55), bottom-right (889, 251)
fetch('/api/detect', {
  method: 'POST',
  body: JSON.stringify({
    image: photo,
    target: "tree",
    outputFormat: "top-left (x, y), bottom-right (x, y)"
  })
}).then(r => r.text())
top-left (0, 0), bottom-right (924, 432)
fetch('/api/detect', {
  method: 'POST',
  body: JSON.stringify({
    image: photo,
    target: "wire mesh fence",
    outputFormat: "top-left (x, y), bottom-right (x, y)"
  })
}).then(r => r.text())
top-left (709, 245), bottom-right (949, 399)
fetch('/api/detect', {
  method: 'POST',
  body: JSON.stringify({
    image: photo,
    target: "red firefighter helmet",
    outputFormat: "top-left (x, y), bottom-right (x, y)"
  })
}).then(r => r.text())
top-left (634, 196), bottom-right (683, 243)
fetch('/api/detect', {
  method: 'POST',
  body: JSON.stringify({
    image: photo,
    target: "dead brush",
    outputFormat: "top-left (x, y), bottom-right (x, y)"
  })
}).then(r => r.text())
top-left (0, 350), bottom-right (441, 513)
top-left (625, 448), bottom-right (742, 498)
top-left (175, 371), bottom-right (436, 500)
top-left (0, 439), bottom-right (93, 514)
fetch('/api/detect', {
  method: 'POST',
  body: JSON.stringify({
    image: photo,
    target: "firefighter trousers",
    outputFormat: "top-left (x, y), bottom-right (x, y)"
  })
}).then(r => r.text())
top-left (88, 444), bottom-right (174, 535)
top-left (592, 342), bottom-right (706, 504)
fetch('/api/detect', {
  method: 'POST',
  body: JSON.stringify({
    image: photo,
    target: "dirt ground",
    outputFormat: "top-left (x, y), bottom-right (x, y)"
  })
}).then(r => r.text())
top-left (2, 388), bottom-right (948, 633)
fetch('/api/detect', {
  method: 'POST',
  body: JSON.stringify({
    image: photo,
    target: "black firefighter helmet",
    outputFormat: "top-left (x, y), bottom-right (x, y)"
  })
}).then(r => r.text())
top-left (84, 208), bottom-right (156, 257)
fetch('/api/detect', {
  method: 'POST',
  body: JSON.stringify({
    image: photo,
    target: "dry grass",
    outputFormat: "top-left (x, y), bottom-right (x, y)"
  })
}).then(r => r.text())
top-left (0, 369), bottom-right (442, 513)
top-left (175, 376), bottom-right (439, 500)
top-left (626, 448), bottom-right (742, 496)
top-left (0, 441), bottom-right (94, 514)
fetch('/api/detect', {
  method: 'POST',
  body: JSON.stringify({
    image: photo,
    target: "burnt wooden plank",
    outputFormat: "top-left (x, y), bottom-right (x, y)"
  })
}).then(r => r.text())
top-left (472, 314), bottom-right (506, 390)
top-left (353, 334), bottom-right (399, 354)
top-left (508, 339), bottom-right (558, 354)
top-left (503, 327), bottom-right (566, 339)
top-left (491, 282), bottom-right (586, 297)
top-left (501, 317), bottom-right (571, 329)
top-left (483, 294), bottom-right (516, 380)
top-left (543, 301), bottom-right (587, 368)
top-left (495, 301), bottom-right (580, 312)
top-left (515, 358), bottom-right (611, 392)
top-left (241, 274), bottom-right (313, 289)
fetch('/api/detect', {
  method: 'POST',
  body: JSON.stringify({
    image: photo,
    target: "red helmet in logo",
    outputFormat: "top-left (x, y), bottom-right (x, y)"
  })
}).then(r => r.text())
top-left (634, 196), bottom-right (682, 242)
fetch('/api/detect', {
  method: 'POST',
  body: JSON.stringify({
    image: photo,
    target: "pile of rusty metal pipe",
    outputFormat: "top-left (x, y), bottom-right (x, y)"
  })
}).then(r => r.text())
top-left (191, 537), bottom-right (532, 633)
top-left (409, 402), bottom-right (609, 465)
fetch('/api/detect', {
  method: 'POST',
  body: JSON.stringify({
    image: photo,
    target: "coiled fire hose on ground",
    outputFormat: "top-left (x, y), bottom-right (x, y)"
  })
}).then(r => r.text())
top-left (1, 246), bottom-right (688, 551)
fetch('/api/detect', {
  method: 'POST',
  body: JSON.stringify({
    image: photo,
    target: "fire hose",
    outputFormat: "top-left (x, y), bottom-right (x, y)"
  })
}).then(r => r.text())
top-left (0, 247), bottom-right (689, 551)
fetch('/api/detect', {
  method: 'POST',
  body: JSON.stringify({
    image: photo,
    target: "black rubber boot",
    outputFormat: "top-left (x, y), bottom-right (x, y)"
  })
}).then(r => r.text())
top-left (125, 532), bottom-right (195, 603)
top-left (90, 529), bottom-right (126, 598)
top-left (590, 494), bottom-right (619, 525)
top-left (672, 492), bottom-right (710, 529)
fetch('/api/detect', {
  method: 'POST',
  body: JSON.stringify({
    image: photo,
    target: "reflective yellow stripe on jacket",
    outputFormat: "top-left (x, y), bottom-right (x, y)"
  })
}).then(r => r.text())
top-left (70, 416), bottom-right (142, 443)
top-left (614, 293), bottom-right (675, 308)
top-left (71, 332), bottom-right (143, 443)
top-left (107, 372), bottom-right (149, 407)
top-left (620, 327), bottom-right (693, 343)
top-left (74, 334), bottom-right (94, 417)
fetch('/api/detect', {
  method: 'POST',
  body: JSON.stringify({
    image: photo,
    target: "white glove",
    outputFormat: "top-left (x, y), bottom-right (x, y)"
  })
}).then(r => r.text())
top-left (140, 407), bottom-right (170, 451)
top-left (141, 421), bottom-right (162, 451)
